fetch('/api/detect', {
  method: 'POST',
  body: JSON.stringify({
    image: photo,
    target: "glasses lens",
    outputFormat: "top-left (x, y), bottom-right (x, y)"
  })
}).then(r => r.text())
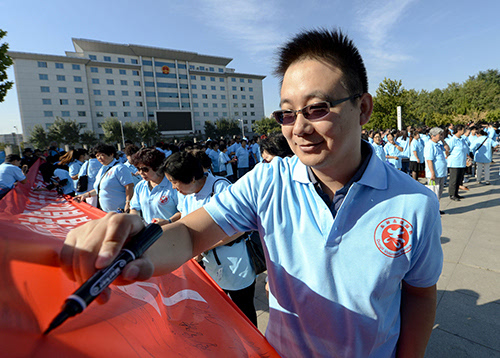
top-left (304, 102), bottom-right (330, 120)
top-left (138, 166), bottom-right (150, 173)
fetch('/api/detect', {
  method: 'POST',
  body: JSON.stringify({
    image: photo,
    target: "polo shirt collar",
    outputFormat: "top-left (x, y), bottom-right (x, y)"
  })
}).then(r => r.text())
top-left (196, 172), bottom-right (215, 198)
top-left (292, 140), bottom-right (387, 191)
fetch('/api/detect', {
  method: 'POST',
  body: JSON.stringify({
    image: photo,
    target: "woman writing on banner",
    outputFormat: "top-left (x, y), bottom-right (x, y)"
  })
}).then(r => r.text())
top-left (129, 147), bottom-right (180, 224)
top-left (58, 149), bottom-right (88, 188)
top-left (162, 151), bottom-right (257, 326)
top-left (75, 148), bottom-right (102, 204)
top-left (74, 144), bottom-right (134, 212)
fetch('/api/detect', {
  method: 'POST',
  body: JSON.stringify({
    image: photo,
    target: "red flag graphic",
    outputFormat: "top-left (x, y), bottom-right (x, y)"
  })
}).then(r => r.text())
top-left (0, 160), bottom-right (278, 357)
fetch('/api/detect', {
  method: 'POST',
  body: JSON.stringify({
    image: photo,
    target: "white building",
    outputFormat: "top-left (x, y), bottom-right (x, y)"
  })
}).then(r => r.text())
top-left (10, 38), bottom-right (266, 141)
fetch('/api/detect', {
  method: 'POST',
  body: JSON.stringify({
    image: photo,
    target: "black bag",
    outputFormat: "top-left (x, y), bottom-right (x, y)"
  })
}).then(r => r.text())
top-left (245, 231), bottom-right (267, 275)
top-left (76, 175), bottom-right (88, 192)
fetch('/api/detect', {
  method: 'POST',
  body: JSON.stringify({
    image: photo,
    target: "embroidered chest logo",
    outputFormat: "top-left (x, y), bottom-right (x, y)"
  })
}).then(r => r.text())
top-left (374, 217), bottom-right (413, 258)
top-left (159, 195), bottom-right (169, 204)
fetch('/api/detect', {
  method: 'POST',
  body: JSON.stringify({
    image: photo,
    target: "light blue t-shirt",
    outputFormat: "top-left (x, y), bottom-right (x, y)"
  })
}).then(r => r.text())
top-left (123, 161), bottom-right (141, 185)
top-left (77, 158), bottom-right (102, 195)
top-left (410, 139), bottom-right (424, 162)
top-left (207, 148), bottom-right (220, 173)
top-left (371, 142), bottom-right (386, 162)
top-left (204, 154), bottom-right (443, 358)
top-left (219, 151), bottom-right (234, 176)
top-left (384, 142), bottom-right (402, 169)
top-left (53, 168), bottom-right (75, 194)
top-left (396, 137), bottom-right (410, 158)
top-left (252, 143), bottom-right (262, 163)
top-left (68, 160), bottom-right (83, 188)
top-left (235, 146), bottom-right (250, 168)
top-left (94, 159), bottom-right (133, 212)
top-left (446, 135), bottom-right (469, 168)
top-left (424, 141), bottom-right (448, 178)
top-left (130, 176), bottom-right (178, 223)
top-left (0, 163), bottom-right (25, 189)
top-left (471, 136), bottom-right (498, 163)
top-left (178, 173), bottom-right (255, 291)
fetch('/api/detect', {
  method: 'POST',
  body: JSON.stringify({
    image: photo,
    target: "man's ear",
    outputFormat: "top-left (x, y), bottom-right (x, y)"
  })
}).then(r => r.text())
top-left (359, 93), bottom-right (373, 126)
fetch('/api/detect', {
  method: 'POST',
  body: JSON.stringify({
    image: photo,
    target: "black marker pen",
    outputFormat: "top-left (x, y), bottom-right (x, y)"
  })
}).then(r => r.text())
top-left (43, 223), bottom-right (163, 335)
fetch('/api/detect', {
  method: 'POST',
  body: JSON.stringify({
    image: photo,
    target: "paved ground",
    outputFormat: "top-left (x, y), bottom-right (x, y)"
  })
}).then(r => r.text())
top-left (253, 154), bottom-right (500, 357)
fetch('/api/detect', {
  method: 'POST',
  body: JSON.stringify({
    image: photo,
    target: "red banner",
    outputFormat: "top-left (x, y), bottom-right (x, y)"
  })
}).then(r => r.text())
top-left (0, 160), bottom-right (278, 357)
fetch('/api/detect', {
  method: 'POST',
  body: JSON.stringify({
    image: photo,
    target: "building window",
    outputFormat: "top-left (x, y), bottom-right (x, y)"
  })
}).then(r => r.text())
top-left (124, 112), bottom-right (131, 117)
top-left (137, 112), bottom-right (144, 117)
top-left (55, 63), bottom-right (64, 69)
top-left (201, 85), bottom-right (207, 90)
top-left (93, 89), bottom-right (101, 95)
top-left (42, 99), bottom-right (51, 105)
top-left (133, 81), bottom-right (140, 86)
top-left (75, 87), bottom-right (83, 94)
top-left (242, 103), bottom-right (247, 108)
top-left (249, 87), bottom-right (253, 92)
top-left (220, 86), bottom-right (225, 91)
top-left (232, 86), bottom-right (237, 91)
top-left (131, 59), bottom-right (138, 64)
top-left (109, 101), bottom-right (116, 106)
top-left (202, 94), bottom-right (208, 99)
top-left (212, 103), bottom-right (218, 108)
top-left (120, 80), bottom-right (128, 86)
top-left (92, 78), bottom-right (99, 84)
top-left (243, 113), bottom-right (248, 117)
top-left (241, 95), bottom-right (246, 100)
top-left (106, 79), bottom-right (114, 85)
top-left (233, 95), bottom-right (237, 99)
top-left (203, 112), bottom-right (209, 116)
top-left (135, 91), bottom-right (142, 96)
top-left (119, 69), bottom-right (126, 75)
top-left (248, 79), bottom-right (253, 83)
top-left (39, 74), bottom-right (48, 80)
top-left (223, 112), bottom-right (228, 116)
top-left (222, 103), bottom-right (227, 108)
top-left (203, 103), bottom-right (208, 108)
top-left (72, 64), bottom-right (81, 70)
top-left (210, 86), bottom-right (215, 91)
top-left (209, 67), bottom-right (214, 72)
top-left (221, 95), bottom-right (226, 100)
top-left (251, 112), bottom-right (255, 116)
top-left (95, 100), bottom-right (102, 106)
top-left (192, 84), bottom-right (197, 89)
top-left (89, 55), bottom-right (97, 60)
top-left (96, 111), bottom-right (104, 117)
top-left (219, 68), bottom-right (224, 73)
top-left (110, 112), bottom-right (118, 117)
top-left (212, 94), bottom-right (217, 99)
top-left (104, 56), bottom-right (111, 62)
top-left (234, 112), bottom-right (239, 116)
top-left (56, 75), bottom-right (65, 81)
top-left (118, 57), bottom-right (125, 63)
top-left (38, 61), bottom-right (47, 68)
top-left (60, 99), bottom-right (69, 105)
top-left (220, 78), bottom-right (224, 82)
top-left (108, 90), bottom-right (115, 96)
top-left (40, 86), bottom-right (50, 92)
top-left (61, 111), bottom-right (70, 117)
top-left (123, 101), bottom-right (130, 107)
top-left (91, 67), bottom-right (98, 73)
top-left (240, 87), bottom-right (245, 91)
top-left (191, 75), bottom-right (196, 80)
top-left (240, 78), bottom-right (244, 83)
top-left (193, 103), bottom-right (199, 108)
top-left (231, 78), bottom-right (236, 82)
top-left (105, 68), bottom-right (113, 74)
top-left (233, 103), bottom-right (238, 107)
top-left (44, 111), bottom-right (53, 117)
top-left (78, 123), bottom-right (87, 129)
top-left (136, 101), bottom-right (143, 107)
top-left (250, 95), bottom-right (254, 100)
top-left (210, 77), bottom-right (215, 82)
top-left (74, 76), bottom-right (82, 82)
top-left (200, 76), bottom-right (206, 81)
top-left (199, 66), bottom-right (205, 71)
top-left (213, 112), bottom-right (218, 116)
top-left (76, 99), bottom-right (85, 105)
top-left (122, 90), bottom-right (129, 96)
top-left (78, 111), bottom-right (86, 117)
top-left (192, 94), bottom-right (198, 99)
top-left (250, 103), bottom-right (254, 108)
top-left (132, 70), bottom-right (139, 76)
top-left (58, 87), bottom-right (67, 93)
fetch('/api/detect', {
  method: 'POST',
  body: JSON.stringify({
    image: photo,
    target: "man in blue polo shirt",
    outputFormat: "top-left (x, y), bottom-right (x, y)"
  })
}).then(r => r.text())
top-left (63, 29), bottom-right (443, 358)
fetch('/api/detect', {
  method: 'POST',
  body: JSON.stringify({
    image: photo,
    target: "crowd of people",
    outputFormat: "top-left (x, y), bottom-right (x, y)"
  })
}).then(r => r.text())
top-left (364, 123), bottom-right (499, 213)
top-left (1, 27), bottom-right (500, 357)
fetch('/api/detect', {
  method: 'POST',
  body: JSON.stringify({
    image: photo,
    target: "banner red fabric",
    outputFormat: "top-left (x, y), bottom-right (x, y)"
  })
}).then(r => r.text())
top-left (0, 160), bottom-right (278, 357)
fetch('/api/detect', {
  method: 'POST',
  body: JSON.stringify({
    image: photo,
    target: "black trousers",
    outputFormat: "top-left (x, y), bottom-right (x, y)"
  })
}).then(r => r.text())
top-left (224, 280), bottom-right (257, 326)
top-left (448, 167), bottom-right (465, 197)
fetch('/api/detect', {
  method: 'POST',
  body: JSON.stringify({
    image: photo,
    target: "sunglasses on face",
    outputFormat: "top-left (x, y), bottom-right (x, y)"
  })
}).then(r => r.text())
top-left (137, 166), bottom-right (151, 173)
top-left (272, 94), bottom-right (361, 126)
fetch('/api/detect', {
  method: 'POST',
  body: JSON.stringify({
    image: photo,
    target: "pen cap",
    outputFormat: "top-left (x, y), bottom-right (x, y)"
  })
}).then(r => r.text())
top-left (124, 223), bottom-right (163, 258)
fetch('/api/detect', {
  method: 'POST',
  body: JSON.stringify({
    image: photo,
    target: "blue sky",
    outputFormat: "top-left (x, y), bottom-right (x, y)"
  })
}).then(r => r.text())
top-left (1, 0), bottom-right (499, 134)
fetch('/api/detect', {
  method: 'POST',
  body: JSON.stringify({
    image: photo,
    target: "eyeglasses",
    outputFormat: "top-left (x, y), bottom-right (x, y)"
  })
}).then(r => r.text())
top-left (272, 94), bottom-right (361, 126)
top-left (137, 166), bottom-right (150, 173)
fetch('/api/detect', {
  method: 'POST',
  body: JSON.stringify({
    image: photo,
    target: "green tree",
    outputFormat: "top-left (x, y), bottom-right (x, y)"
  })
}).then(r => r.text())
top-left (204, 121), bottom-right (218, 139)
top-left (100, 117), bottom-right (123, 144)
top-left (215, 118), bottom-right (240, 138)
top-left (79, 130), bottom-right (99, 147)
top-left (368, 78), bottom-right (407, 130)
top-left (0, 29), bottom-right (13, 103)
top-left (28, 124), bottom-right (50, 149)
top-left (252, 117), bottom-right (281, 136)
top-left (123, 121), bottom-right (140, 144)
top-left (48, 117), bottom-right (81, 146)
top-left (136, 120), bottom-right (159, 145)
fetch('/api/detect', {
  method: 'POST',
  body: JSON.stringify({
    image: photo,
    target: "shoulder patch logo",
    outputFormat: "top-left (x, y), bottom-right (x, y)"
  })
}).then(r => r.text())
top-left (374, 217), bottom-right (413, 258)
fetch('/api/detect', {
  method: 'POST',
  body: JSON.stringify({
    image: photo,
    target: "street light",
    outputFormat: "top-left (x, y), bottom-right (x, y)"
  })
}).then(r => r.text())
top-left (119, 120), bottom-right (126, 149)
top-left (237, 118), bottom-right (245, 138)
top-left (13, 126), bottom-right (22, 155)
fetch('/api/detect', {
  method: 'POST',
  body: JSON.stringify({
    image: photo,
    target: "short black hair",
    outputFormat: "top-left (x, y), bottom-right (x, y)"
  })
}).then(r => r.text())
top-left (6, 154), bottom-right (21, 163)
top-left (93, 143), bottom-right (116, 157)
top-left (260, 133), bottom-right (294, 158)
top-left (130, 148), bottom-right (165, 172)
top-left (123, 144), bottom-right (140, 157)
top-left (162, 151), bottom-right (204, 184)
top-left (275, 28), bottom-right (368, 96)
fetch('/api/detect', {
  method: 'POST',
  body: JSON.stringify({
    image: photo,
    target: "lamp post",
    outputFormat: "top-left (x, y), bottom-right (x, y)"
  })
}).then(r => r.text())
top-left (237, 118), bottom-right (245, 138)
top-left (13, 126), bottom-right (22, 155)
top-left (119, 120), bottom-right (126, 149)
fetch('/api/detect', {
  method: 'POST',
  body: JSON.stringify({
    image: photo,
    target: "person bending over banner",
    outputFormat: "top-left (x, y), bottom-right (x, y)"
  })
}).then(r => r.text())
top-left (0, 154), bottom-right (27, 199)
top-left (62, 29), bottom-right (443, 358)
